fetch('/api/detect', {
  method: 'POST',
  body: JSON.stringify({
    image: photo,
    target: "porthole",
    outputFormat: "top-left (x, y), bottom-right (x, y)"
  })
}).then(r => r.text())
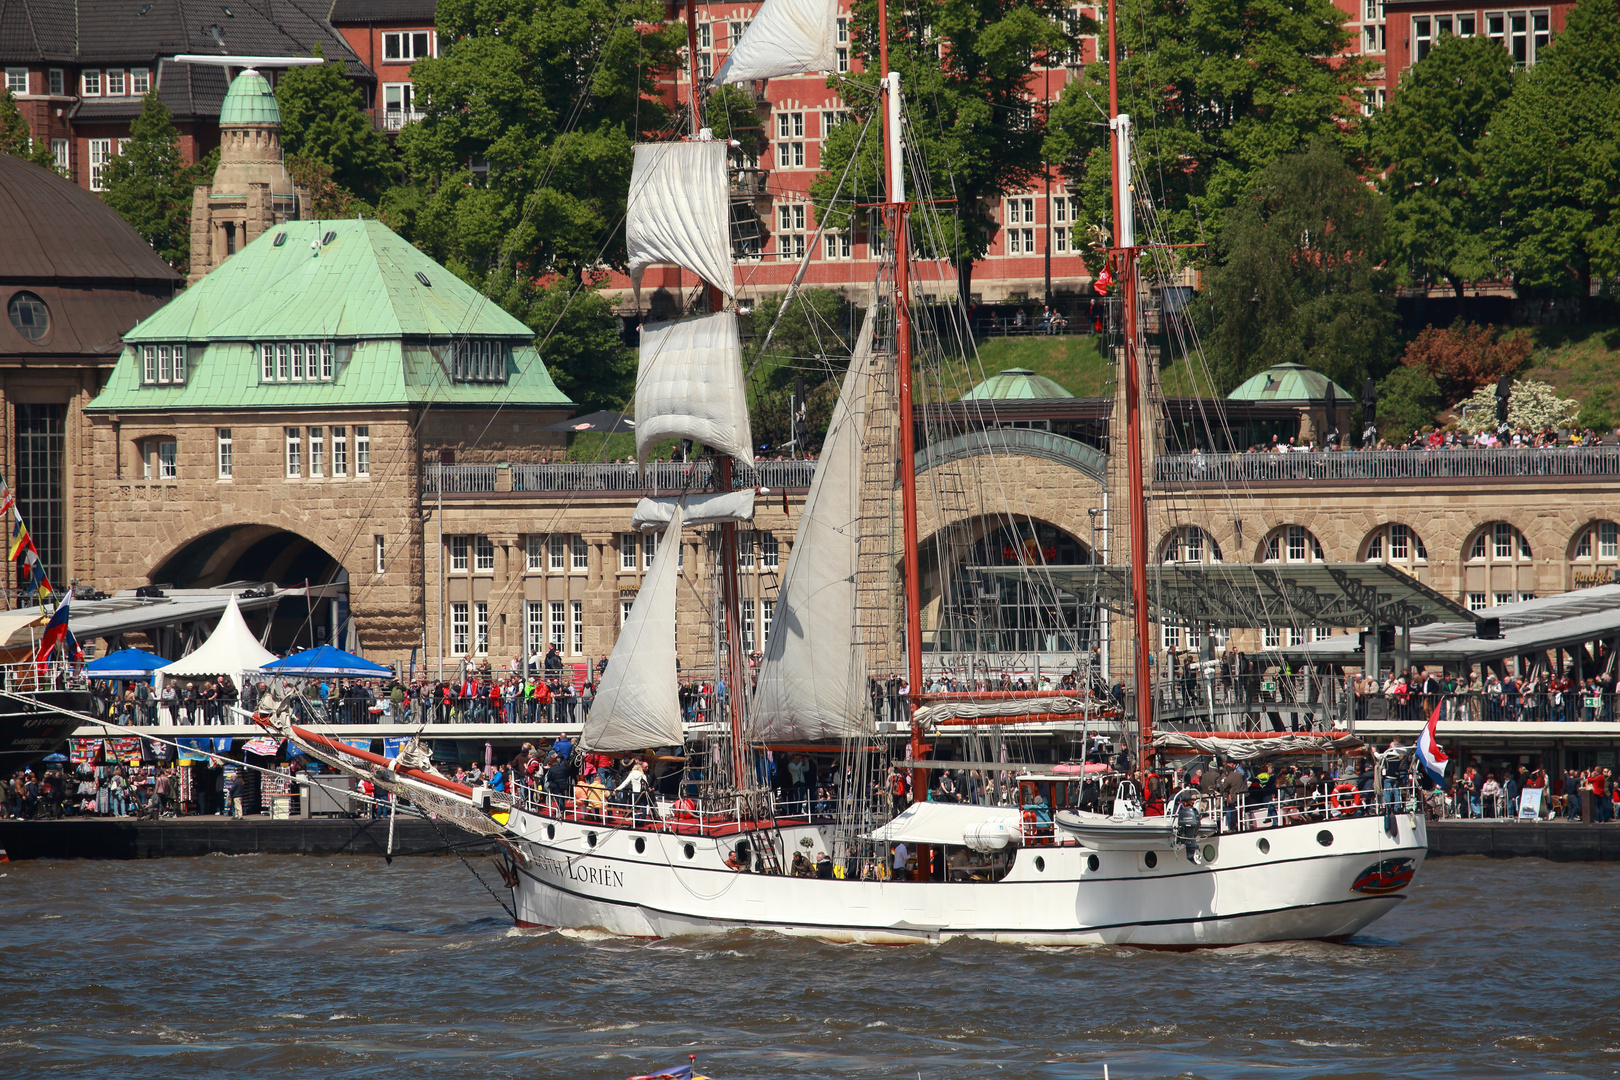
top-left (546, 823), bottom-right (555, 840)
top-left (586, 830), bottom-right (598, 848)
top-left (684, 843), bottom-right (696, 860)
top-left (1087, 854), bottom-right (1100, 872)
top-left (1316, 830), bottom-right (1334, 848)
top-left (1034, 856), bottom-right (1046, 873)
top-left (8, 291), bottom-right (49, 343)
top-left (1202, 844), bottom-right (1217, 864)
top-left (634, 837), bottom-right (646, 854)
top-left (1257, 837), bottom-right (1269, 855)
top-left (1143, 851), bottom-right (1158, 869)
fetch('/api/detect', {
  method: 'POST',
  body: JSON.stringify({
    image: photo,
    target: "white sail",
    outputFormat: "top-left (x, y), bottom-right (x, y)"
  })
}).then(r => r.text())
top-left (715, 0), bottom-right (839, 85)
top-left (579, 505), bottom-right (686, 752)
top-left (632, 489), bottom-right (755, 532)
top-left (635, 312), bottom-right (755, 468)
top-left (746, 308), bottom-right (876, 742)
top-left (626, 141), bottom-right (735, 299)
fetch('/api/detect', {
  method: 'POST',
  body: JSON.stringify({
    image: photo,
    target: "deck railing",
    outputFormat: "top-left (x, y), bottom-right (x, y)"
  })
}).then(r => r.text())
top-left (1156, 445), bottom-right (1620, 484)
top-left (426, 460), bottom-right (818, 495)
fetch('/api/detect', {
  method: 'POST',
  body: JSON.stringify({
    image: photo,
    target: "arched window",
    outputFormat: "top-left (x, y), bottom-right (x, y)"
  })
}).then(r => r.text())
top-left (1572, 520), bottom-right (1619, 562)
top-left (1260, 524), bottom-right (1324, 563)
top-left (1364, 523), bottom-right (1427, 564)
top-left (1462, 522), bottom-right (1535, 611)
top-left (1159, 526), bottom-right (1223, 564)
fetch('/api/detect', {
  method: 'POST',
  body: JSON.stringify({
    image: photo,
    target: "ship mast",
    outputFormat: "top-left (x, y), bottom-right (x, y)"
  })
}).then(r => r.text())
top-left (875, 4), bottom-right (927, 796)
top-left (1107, 0), bottom-right (1153, 770)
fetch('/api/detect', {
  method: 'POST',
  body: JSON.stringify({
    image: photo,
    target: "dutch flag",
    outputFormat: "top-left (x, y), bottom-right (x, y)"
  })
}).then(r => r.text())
top-left (1416, 699), bottom-right (1449, 786)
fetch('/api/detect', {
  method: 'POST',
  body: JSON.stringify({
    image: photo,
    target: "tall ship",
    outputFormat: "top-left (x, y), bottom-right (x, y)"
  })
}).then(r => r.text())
top-left (274, 0), bottom-right (1428, 946)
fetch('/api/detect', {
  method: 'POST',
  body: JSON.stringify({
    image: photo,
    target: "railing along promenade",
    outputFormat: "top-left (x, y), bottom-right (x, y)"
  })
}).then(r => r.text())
top-left (1156, 445), bottom-right (1620, 485)
top-left (425, 459), bottom-right (819, 495)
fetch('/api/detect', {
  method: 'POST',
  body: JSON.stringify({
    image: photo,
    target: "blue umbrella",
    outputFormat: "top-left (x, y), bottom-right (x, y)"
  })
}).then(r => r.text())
top-left (85, 647), bottom-right (171, 680)
top-left (261, 645), bottom-right (392, 679)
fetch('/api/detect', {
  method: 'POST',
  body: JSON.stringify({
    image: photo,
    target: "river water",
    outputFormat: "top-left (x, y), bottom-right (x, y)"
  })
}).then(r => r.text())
top-left (3, 854), bottom-right (1616, 1079)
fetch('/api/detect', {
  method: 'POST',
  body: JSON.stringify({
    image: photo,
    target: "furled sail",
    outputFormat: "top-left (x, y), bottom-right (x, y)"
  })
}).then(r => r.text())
top-left (579, 505), bottom-right (687, 752)
top-left (632, 489), bottom-right (755, 532)
top-left (635, 312), bottom-right (755, 468)
top-left (715, 0), bottom-right (840, 85)
top-left (745, 308), bottom-right (876, 741)
top-left (625, 141), bottom-right (734, 299)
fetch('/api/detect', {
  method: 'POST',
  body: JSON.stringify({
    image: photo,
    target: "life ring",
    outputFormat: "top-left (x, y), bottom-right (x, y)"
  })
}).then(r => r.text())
top-left (1329, 783), bottom-right (1363, 815)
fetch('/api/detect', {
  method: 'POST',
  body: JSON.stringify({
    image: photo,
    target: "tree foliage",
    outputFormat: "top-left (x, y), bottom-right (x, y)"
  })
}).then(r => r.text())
top-left (740, 289), bottom-right (858, 452)
top-left (101, 93), bottom-right (215, 274)
top-left (0, 88), bottom-right (58, 171)
top-left (1045, 0), bottom-right (1371, 256)
top-left (1369, 33), bottom-right (1515, 296)
top-left (1480, 0), bottom-right (1620, 295)
top-left (499, 275), bottom-right (636, 412)
top-left (1456, 378), bottom-right (1580, 433)
top-left (1398, 321), bottom-right (1531, 400)
top-left (811, 0), bottom-right (1086, 301)
top-left (1374, 365), bottom-right (1443, 443)
top-left (1197, 140), bottom-right (1396, 394)
top-left (274, 47), bottom-right (395, 205)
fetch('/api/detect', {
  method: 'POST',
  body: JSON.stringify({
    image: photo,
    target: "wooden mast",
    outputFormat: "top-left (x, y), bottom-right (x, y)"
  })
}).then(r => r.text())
top-left (876, 4), bottom-right (927, 798)
top-left (1108, 0), bottom-right (1153, 770)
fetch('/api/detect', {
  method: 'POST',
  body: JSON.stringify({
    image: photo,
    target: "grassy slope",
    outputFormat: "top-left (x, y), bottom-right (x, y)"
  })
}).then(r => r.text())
top-left (1516, 322), bottom-right (1620, 427)
top-left (923, 334), bottom-right (1111, 401)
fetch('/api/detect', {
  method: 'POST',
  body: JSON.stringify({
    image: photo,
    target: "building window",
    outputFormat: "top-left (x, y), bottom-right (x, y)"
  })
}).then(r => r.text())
top-left (1467, 592), bottom-right (1488, 612)
top-left (216, 428), bottom-right (232, 478)
top-left (642, 531), bottom-right (658, 568)
top-left (380, 83), bottom-right (417, 129)
top-left (451, 602), bottom-right (469, 655)
top-left (8, 292), bottom-right (50, 344)
top-left (620, 599), bottom-right (634, 627)
top-left (355, 426), bottom-right (370, 475)
top-left (258, 341), bottom-right (335, 383)
top-left (525, 601), bottom-right (544, 655)
top-left (50, 139), bottom-right (68, 171)
top-left (285, 427), bottom-right (302, 477)
top-left (474, 601), bottom-right (489, 655)
top-left (1263, 625), bottom-right (1280, 649)
top-left (139, 343), bottom-right (187, 385)
top-left (82, 71), bottom-right (101, 96)
top-left (140, 438), bottom-right (177, 480)
top-left (1262, 525), bottom-right (1324, 563)
top-left (331, 425), bottom-right (347, 476)
top-left (571, 600), bottom-right (583, 655)
top-left (452, 339), bottom-right (507, 383)
top-left (1487, 10), bottom-right (1550, 67)
top-left (474, 534), bottom-right (495, 572)
top-left (374, 534), bottom-right (385, 573)
top-left (308, 426), bottom-right (324, 477)
top-left (549, 601), bottom-right (566, 652)
top-left (837, 48), bottom-right (848, 72)
top-left (4, 68), bottom-right (26, 94)
top-left (621, 533), bottom-right (638, 571)
top-left (1160, 526), bottom-right (1222, 564)
top-left (571, 534), bottom-right (589, 572)
top-left (742, 601), bottom-right (755, 651)
top-left (549, 534), bottom-right (567, 572)
top-left (382, 30), bottom-right (435, 60)
top-left (1364, 523), bottom-right (1426, 563)
top-left (760, 532), bottom-right (779, 568)
top-left (526, 535), bottom-right (546, 572)
top-left (1574, 521), bottom-right (1620, 561)
top-left (106, 69), bottom-right (126, 96)
top-left (761, 598), bottom-right (774, 644)
top-left (449, 535), bottom-right (469, 572)
top-left (47, 69), bottom-right (63, 96)
top-left (130, 68), bottom-right (150, 94)
top-left (87, 138), bottom-right (114, 190)
top-left (739, 530), bottom-right (755, 568)
top-left (14, 404), bottom-right (64, 588)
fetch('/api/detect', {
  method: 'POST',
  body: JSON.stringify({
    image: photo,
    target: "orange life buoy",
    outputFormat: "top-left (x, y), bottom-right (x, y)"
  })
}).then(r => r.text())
top-left (1329, 782), bottom-right (1363, 814)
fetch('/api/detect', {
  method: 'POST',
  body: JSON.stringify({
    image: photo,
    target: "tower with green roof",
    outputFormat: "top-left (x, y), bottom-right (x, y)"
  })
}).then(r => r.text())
top-left (188, 68), bottom-right (310, 285)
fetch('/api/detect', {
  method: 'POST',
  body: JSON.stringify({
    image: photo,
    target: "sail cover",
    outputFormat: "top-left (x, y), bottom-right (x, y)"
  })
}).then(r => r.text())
top-left (746, 308), bottom-right (876, 741)
top-left (636, 312), bottom-right (754, 467)
top-left (715, 0), bottom-right (840, 85)
top-left (626, 141), bottom-right (734, 299)
top-left (580, 505), bottom-right (687, 752)
top-left (632, 489), bottom-right (755, 532)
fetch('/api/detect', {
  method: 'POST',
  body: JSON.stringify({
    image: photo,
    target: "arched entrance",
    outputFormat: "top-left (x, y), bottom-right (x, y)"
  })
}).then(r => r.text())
top-left (150, 525), bottom-right (349, 654)
top-left (921, 517), bottom-right (1098, 659)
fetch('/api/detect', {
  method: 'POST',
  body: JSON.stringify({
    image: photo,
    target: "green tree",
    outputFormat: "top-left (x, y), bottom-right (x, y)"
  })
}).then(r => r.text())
top-left (101, 93), bottom-right (215, 273)
top-left (740, 289), bottom-right (858, 452)
top-left (1455, 378), bottom-right (1579, 433)
top-left (811, 0), bottom-right (1087, 303)
top-left (1370, 33), bottom-right (1516, 297)
top-left (1045, 0), bottom-right (1371, 256)
top-left (1480, 0), bottom-right (1620, 296)
top-left (1198, 140), bottom-right (1396, 394)
top-left (1374, 364), bottom-right (1442, 443)
top-left (274, 46), bottom-right (395, 205)
top-left (704, 84), bottom-right (767, 165)
top-left (0, 87), bottom-right (58, 171)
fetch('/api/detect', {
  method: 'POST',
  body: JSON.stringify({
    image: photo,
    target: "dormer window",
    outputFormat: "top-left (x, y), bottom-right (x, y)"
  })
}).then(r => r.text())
top-left (259, 341), bottom-right (336, 383)
top-left (140, 343), bottom-right (188, 385)
top-left (453, 339), bottom-right (507, 383)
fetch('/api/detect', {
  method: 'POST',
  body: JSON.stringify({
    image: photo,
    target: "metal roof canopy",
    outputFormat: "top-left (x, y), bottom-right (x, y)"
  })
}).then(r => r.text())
top-left (4, 583), bottom-right (341, 642)
top-left (973, 562), bottom-right (1476, 629)
top-left (1277, 585), bottom-right (1620, 665)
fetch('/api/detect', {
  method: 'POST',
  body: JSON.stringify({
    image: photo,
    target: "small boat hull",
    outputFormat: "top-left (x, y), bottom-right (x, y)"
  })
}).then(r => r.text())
top-left (0, 690), bottom-right (95, 774)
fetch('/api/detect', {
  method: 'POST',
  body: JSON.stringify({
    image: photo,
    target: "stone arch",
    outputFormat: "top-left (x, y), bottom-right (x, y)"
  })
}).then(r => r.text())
top-left (1359, 522), bottom-right (1428, 565)
top-left (1255, 523), bottom-right (1325, 564)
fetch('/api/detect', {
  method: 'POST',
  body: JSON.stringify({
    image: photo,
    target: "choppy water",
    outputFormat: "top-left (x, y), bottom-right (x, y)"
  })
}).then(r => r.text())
top-left (3, 854), bottom-right (1617, 1079)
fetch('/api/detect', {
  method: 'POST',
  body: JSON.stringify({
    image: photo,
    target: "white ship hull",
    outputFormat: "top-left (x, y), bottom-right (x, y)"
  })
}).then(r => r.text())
top-left (504, 807), bottom-right (1427, 947)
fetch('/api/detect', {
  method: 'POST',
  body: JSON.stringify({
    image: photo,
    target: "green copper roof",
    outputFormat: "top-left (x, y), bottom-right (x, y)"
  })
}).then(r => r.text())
top-left (1228, 363), bottom-right (1350, 403)
top-left (219, 69), bottom-right (282, 126)
top-left (961, 367), bottom-right (1075, 400)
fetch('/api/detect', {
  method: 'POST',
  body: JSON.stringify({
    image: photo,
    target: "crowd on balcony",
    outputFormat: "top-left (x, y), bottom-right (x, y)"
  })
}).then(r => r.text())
top-left (1238, 425), bottom-right (1616, 454)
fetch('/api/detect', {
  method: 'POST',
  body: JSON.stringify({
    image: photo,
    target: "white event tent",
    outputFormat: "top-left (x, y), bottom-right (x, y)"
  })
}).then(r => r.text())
top-left (155, 595), bottom-right (278, 695)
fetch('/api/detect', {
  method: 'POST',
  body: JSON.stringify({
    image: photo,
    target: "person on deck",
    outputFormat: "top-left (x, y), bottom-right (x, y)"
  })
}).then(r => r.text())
top-left (891, 841), bottom-right (911, 882)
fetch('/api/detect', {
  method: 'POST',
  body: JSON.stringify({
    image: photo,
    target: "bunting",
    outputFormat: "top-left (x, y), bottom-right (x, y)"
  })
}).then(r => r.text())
top-left (0, 474), bottom-right (53, 601)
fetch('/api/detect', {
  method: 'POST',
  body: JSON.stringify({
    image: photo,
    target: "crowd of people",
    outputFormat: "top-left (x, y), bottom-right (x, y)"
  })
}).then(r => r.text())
top-left (1438, 764), bottom-right (1617, 821)
top-left (2, 754), bottom-right (297, 820)
top-left (1240, 425), bottom-right (1616, 454)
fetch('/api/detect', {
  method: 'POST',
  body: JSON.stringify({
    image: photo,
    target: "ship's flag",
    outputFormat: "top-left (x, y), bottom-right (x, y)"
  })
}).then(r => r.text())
top-left (8, 515), bottom-right (29, 561)
top-left (19, 543), bottom-right (50, 598)
top-left (1093, 263), bottom-right (1114, 295)
top-left (35, 596), bottom-right (71, 674)
top-left (1415, 699), bottom-right (1449, 786)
